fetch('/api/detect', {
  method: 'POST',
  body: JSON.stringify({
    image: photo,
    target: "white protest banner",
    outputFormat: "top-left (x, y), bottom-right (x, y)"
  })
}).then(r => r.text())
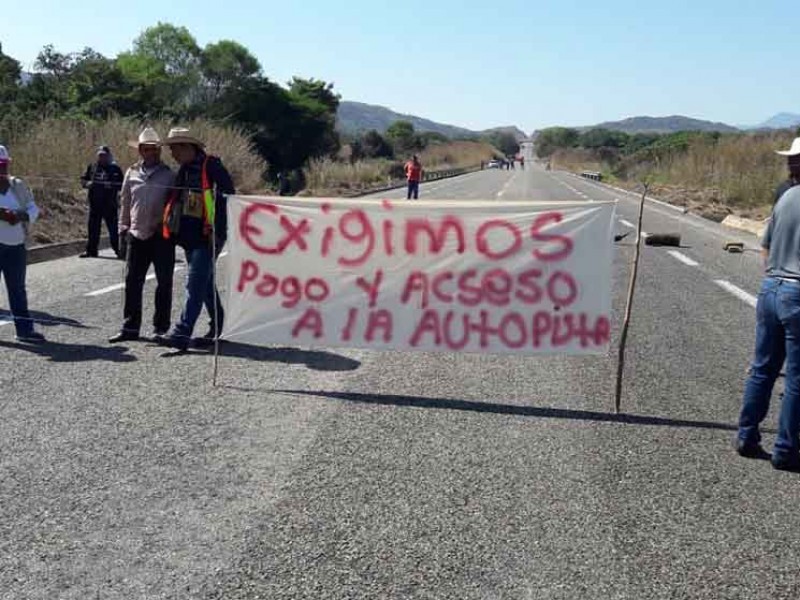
top-left (222, 197), bottom-right (617, 355)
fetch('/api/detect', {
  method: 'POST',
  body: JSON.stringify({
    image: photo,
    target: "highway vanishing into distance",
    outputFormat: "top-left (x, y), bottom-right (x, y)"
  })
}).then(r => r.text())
top-left (3, 160), bottom-right (799, 599)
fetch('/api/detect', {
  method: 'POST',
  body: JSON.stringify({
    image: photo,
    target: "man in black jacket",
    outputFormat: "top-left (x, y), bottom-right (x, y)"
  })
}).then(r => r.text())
top-left (159, 128), bottom-right (235, 352)
top-left (80, 146), bottom-right (124, 258)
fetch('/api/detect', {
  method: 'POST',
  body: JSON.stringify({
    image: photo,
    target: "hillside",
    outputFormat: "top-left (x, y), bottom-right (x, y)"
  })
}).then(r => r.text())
top-left (590, 115), bottom-right (739, 134)
top-left (337, 100), bottom-right (525, 140)
top-left (751, 113), bottom-right (800, 130)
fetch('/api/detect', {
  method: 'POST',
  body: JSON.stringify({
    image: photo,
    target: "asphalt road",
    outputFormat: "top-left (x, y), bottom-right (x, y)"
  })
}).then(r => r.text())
top-left (2, 165), bottom-right (798, 600)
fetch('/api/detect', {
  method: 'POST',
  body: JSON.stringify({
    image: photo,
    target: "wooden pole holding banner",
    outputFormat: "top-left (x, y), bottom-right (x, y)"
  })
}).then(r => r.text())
top-left (614, 182), bottom-right (649, 414)
top-left (212, 218), bottom-right (221, 387)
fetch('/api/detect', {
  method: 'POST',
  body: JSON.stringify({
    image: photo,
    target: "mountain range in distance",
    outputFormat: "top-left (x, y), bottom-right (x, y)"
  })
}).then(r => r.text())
top-left (337, 101), bottom-right (527, 140)
top-left (337, 100), bottom-right (799, 138)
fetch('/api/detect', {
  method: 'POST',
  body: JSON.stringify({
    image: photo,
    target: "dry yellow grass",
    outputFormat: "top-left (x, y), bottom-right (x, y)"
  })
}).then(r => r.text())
top-left (304, 140), bottom-right (500, 195)
top-left (7, 115), bottom-right (266, 194)
top-left (3, 115), bottom-right (266, 244)
top-left (553, 132), bottom-right (797, 220)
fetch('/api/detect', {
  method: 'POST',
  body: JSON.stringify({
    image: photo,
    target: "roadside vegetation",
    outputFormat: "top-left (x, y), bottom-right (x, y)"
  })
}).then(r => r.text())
top-left (0, 25), bottom-right (517, 243)
top-left (537, 126), bottom-right (799, 221)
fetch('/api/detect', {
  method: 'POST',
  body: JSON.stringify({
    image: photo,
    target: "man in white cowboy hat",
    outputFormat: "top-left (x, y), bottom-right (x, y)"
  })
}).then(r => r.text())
top-left (159, 127), bottom-right (235, 352)
top-left (773, 137), bottom-right (800, 206)
top-left (108, 127), bottom-right (176, 343)
top-left (738, 150), bottom-right (800, 471)
top-left (79, 144), bottom-right (124, 258)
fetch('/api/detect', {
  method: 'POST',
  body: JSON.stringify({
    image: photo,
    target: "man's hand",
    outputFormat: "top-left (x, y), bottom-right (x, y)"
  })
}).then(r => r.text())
top-left (0, 209), bottom-right (19, 225)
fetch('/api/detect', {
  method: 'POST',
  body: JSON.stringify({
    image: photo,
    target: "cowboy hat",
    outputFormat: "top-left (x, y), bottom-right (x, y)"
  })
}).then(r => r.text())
top-left (0, 145), bottom-right (10, 163)
top-left (163, 127), bottom-right (205, 148)
top-left (776, 137), bottom-right (800, 157)
top-left (127, 127), bottom-right (162, 149)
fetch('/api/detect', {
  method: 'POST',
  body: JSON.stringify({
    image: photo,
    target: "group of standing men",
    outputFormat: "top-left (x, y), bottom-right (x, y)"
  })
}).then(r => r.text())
top-left (81, 127), bottom-right (235, 352)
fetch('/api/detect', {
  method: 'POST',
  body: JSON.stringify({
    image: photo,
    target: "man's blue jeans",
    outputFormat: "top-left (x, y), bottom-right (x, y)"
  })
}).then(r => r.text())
top-left (172, 245), bottom-right (224, 342)
top-left (0, 243), bottom-right (34, 337)
top-left (739, 277), bottom-right (800, 460)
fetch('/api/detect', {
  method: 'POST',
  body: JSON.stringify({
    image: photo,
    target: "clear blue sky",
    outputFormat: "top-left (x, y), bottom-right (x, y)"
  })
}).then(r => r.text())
top-left (2, 0), bottom-right (796, 133)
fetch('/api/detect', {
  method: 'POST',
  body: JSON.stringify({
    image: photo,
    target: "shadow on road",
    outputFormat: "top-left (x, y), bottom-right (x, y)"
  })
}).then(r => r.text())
top-left (0, 309), bottom-right (91, 329)
top-left (275, 389), bottom-right (740, 432)
top-left (0, 339), bottom-right (136, 363)
top-left (207, 343), bottom-right (361, 372)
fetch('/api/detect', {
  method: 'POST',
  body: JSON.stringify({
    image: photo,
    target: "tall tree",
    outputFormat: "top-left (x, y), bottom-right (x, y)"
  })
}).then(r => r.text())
top-left (386, 120), bottom-right (419, 155)
top-left (0, 43), bottom-right (21, 104)
top-left (129, 22), bottom-right (201, 107)
top-left (288, 77), bottom-right (340, 114)
top-left (201, 40), bottom-right (261, 100)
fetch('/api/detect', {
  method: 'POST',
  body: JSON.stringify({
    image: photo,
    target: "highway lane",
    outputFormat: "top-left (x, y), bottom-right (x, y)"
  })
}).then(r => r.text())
top-left (2, 167), bottom-right (799, 599)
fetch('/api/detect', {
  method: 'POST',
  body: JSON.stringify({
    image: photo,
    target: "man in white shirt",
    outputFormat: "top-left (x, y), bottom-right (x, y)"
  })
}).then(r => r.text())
top-left (0, 145), bottom-right (45, 343)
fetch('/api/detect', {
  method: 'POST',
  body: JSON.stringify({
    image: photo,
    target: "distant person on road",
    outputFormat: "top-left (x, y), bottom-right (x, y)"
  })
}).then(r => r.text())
top-left (80, 145), bottom-right (124, 258)
top-left (109, 128), bottom-right (176, 344)
top-left (160, 128), bottom-right (235, 352)
top-left (520, 156), bottom-right (525, 170)
top-left (0, 145), bottom-right (45, 343)
top-left (738, 183), bottom-right (800, 471)
top-left (405, 155), bottom-right (422, 200)
top-left (773, 137), bottom-right (800, 206)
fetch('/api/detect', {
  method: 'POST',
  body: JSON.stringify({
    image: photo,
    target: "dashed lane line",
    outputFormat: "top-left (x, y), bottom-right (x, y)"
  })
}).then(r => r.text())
top-left (714, 280), bottom-right (758, 308)
top-left (86, 265), bottom-right (185, 297)
top-left (668, 250), bottom-right (700, 267)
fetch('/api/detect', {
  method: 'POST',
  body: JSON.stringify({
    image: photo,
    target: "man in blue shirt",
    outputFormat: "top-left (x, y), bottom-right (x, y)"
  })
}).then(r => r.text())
top-left (738, 183), bottom-right (800, 471)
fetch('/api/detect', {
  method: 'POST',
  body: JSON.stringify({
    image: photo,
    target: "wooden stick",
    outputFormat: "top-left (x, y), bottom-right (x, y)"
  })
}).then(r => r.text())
top-left (614, 183), bottom-right (649, 414)
top-left (212, 225), bottom-right (221, 388)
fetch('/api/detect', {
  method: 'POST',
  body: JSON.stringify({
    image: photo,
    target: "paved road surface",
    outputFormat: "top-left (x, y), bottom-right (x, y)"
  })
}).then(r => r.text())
top-left (2, 165), bottom-right (798, 599)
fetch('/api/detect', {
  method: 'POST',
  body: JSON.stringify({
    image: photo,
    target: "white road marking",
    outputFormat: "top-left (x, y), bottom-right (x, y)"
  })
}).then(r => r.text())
top-left (667, 250), bottom-right (699, 267)
top-left (86, 265), bottom-right (184, 297)
top-left (620, 219), bottom-right (636, 228)
top-left (86, 282), bottom-right (124, 297)
top-left (715, 280), bottom-right (758, 308)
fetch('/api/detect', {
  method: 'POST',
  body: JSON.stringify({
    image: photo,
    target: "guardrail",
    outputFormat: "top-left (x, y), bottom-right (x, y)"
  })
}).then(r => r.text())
top-left (581, 171), bottom-right (603, 181)
top-left (350, 165), bottom-right (481, 198)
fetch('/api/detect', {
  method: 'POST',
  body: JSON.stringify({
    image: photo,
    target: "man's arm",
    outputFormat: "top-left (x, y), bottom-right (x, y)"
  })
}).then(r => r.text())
top-left (210, 157), bottom-right (236, 245)
top-left (80, 164), bottom-right (93, 189)
top-left (118, 169), bottom-right (132, 233)
top-left (12, 179), bottom-right (39, 224)
top-left (109, 165), bottom-right (124, 192)
top-left (761, 215), bottom-right (774, 270)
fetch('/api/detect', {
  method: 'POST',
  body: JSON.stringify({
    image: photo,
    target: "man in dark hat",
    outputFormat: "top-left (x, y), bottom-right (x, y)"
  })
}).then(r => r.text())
top-left (80, 145), bottom-right (124, 258)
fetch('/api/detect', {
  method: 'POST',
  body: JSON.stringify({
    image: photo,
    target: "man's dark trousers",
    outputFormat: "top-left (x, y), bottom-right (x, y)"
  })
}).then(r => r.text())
top-left (87, 199), bottom-right (120, 256)
top-left (121, 234), bottom-right (176, 334)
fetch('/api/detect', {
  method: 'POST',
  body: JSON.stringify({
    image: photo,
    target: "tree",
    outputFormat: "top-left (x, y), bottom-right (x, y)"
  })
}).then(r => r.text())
top-left (0, 43), bottom-right (21, 87)
top-left (288, 77), bottom-right (340, 115)
top-left (535, 127), bottom-right (580, 157)
top-left (207, 77), bottom-right (339, 174)
top-left (361, 129), bottom-right (394, 159)
top-left (66, 49), bottom-right (147, 117)
top-left (0, 43), bottom-right (21, 104)
top-left (386, 120), bottom-right (420, 155)
top-left (483, 131), bottom-right (520, 156)
top-left (201, 40), bottom-right (261, 100)
top-left (130, 22), bottom-right (201, 107)
top-left (580, 128), bottom-right (629, 149)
